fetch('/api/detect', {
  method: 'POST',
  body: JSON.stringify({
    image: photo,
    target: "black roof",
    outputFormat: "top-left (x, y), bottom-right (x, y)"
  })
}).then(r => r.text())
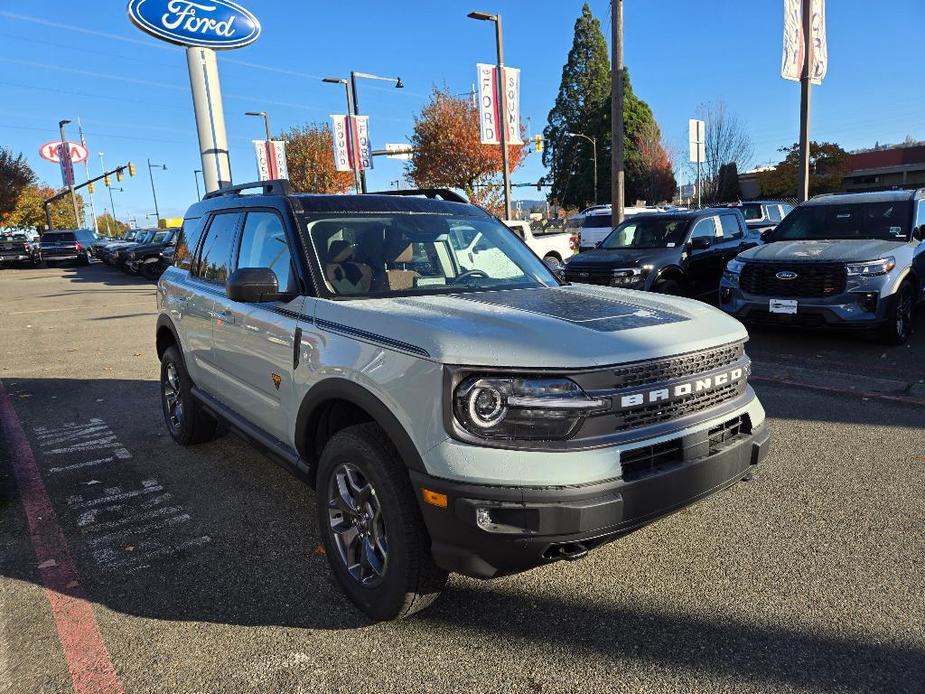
top-left (807, 189), bottom-right (924, 205)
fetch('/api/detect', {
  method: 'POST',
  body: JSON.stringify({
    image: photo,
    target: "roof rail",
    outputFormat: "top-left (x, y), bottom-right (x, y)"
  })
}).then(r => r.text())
top-left (203, 179), bottom-right (293, 200)
top-left (369, 188), bottom-right (468, 204)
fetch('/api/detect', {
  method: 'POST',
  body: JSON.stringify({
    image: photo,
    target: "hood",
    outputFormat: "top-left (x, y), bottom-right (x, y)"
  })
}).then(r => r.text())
top-left (314, 284), bottom-right (747, 368)
top-left (565, 246), bottom-right (678, 268)
top-left (740, 239), bottom-right (906, 263)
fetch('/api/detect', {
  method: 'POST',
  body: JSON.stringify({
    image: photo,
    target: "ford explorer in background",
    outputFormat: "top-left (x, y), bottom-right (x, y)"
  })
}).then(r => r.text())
top-left (156, 181), bottom-right (769, 621)
top-left (564, 207), bottom-right (758, 299)
top-left (720, 189), bottom-right (925, 344)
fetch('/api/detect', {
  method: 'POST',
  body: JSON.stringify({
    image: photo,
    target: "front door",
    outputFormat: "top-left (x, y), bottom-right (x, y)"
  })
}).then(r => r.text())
top-left (211, 209), bottom-right (305, 443)
top-left (686, 215), bottom-right (724, 298)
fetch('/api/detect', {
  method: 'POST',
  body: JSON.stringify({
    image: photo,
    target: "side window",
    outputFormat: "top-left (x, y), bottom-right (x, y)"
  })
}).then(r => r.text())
top-left (915, 201), bottom-right (925, 229)
top-left (767, 205), bottom-right (782, 222)
top-left (235, 211), bottom-right (296, 293)
top-left (781, 203), bottom-right (794, 216)
top-left (690, 216), bottom-right (718, 240)
top-left (194, 212), bottom-right (240, 284)
top-left (720, 214), bottom-right (743, 240)
top-left (175, 216), bottom-right (206, 271)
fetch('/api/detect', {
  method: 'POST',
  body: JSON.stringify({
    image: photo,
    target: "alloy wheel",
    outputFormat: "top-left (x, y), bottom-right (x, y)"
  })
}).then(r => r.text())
top-left (896, 285), bottom-right (913, 341)
top-left (163, 362), bottom-right (184, 431)
top-left (327, 462), bottom-right (388, 587)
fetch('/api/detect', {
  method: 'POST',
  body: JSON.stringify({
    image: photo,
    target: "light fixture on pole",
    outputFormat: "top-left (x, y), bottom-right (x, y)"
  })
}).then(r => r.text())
top-left (467, 10), bottom-right (512, 220)
top-left (347, 71), bottom-right (403, 194)
top-left (194, 169), bottom-right (203, 201)
top-left (244, 110), bottom-right (272, 143)
top-left (147, 158), bottom-right (166, 221)
top-left (566, 132), bottom-right (598, 205)
top-left (322, 77), bottom-right (360, 194)
top-left (58, 119), bottom-right (81, 227)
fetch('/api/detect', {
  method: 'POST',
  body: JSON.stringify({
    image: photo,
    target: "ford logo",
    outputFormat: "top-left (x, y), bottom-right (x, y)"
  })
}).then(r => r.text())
top-left (775, 271), bottom-right (798, 280)
top-left (127, 0), bottom-right (261, 49)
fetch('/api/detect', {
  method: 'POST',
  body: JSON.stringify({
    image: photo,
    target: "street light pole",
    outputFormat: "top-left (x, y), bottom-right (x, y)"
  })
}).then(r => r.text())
top-left (58, 120), bottom-right (81, 227)
top-left (468, 11), bottom-right (512, 220)
top-left (246, 111), bottom-right (281, 180)
top-left (147, 158), bottom-right (166, 221)
top-left (567, 132), bottom-right (597, 205)
top-left (322, 77), bottom-right (361, 194)
top-left (347, 71), bottom-right (404, 194)
top-left (194, 169), bottom-right (203, 201)
top-left (797, 0), bottom-right (813, 201)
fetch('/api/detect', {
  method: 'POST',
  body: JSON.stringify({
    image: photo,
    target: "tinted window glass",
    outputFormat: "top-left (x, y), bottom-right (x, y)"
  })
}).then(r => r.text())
top-left (236, 211), bottom-right (295, 293)
top-left (769, 201), bottom-right (913, 242)
top-left (740, 203), bottom-right (763, 220)
top-left (690, 217), bottom-right (717, 239)
top-left (43, 232), bottom-right (76, 243)
top-left (195, 213), bottom-right (240, 283)
top-left (175, 217), bottom-right (206, 271)
top-left (582, 215), bottom-right (613, 228)
top-left (719, 214), bottom-right (743, 239)
top-left (601, 217), bottom-right (689, 249)
top-left (767, 205), bottom-right (782, 222)
top-left (916, 201), bottom-right (925, 228)
top-left (781, 204), bottom-right (794, 215)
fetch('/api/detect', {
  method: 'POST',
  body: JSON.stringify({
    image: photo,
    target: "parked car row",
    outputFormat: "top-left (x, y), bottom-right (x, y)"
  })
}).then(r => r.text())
top-left (562, 189), bottom-right (925, 344)
top-left (96, 228), bottom-right (176, 280)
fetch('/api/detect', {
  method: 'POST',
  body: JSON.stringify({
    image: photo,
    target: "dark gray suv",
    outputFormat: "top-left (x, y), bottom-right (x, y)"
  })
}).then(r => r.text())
top-left (720, 189), bottom-right (925, 344)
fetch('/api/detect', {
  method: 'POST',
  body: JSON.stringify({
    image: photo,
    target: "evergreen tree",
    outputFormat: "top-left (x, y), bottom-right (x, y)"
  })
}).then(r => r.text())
top-left (543, 3), bottom-right (610, 209)
top-left (544, 4), bottom-right (674, 208)
top-left (714, 162), bottom-right (742, 202)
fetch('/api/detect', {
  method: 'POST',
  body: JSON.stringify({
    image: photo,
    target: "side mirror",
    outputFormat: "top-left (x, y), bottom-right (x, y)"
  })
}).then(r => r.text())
top-left (690, 236), bottom-right (712, 250)
top-left (226, 267), bottom-right (279, 303)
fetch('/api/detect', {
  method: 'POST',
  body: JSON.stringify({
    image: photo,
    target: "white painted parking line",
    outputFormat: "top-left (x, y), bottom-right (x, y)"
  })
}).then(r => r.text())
top-left (48, 456), bottom-right (115, 475)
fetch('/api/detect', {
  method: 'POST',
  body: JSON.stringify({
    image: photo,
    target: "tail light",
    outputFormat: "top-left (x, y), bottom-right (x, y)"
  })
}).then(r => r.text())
top-left (568, 235), bottom-right (578, 251)
top-left (75, 242), bottom-right (82, 252)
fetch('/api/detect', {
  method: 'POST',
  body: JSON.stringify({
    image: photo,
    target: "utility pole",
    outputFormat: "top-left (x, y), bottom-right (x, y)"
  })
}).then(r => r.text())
top-left (147, 158), bottom-right (166, 221)
top-left (797, 0), bottom-right (813, 201)
top-left (611, 0), bottom-right (625, 226)
top-left (58, 120), bottom-right (81, 228)
top-left (77, 118), bottom-right (97, 232)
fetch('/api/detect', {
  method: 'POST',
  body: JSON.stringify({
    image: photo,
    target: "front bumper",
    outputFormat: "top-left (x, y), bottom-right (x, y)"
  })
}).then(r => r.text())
top-left (719, 280), bottom-right (894, 329)
top-left (413, 420), bottom-right (769, 579)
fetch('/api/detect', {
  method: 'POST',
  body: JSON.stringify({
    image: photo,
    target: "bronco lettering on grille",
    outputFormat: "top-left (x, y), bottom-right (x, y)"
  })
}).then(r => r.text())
top-left (618, 367), bottom-right (745, 409)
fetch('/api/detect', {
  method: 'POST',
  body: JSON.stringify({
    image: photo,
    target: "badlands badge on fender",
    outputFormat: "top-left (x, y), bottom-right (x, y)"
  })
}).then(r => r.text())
top-left (271, 373), bottom-right (282, 390)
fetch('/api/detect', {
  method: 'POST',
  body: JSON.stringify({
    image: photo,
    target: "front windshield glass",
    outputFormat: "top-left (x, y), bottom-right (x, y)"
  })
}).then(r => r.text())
top-left (601, 217), bottom-right (690, 249)
top-left (151, 231), bottom-right (170, 244)
top-left (769, 201), bottom-right (913, 242)
top-left (740, 204), bottom-right (763, 220)
top-left (303, 213), bottom-right (558, 297)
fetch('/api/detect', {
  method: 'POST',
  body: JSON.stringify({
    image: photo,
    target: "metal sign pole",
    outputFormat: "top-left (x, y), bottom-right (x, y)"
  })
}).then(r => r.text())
top-left (494, 17), bottom-right (512, 220)
top-left (797, 0), bottom-right (813, 201)
top-left (186, 47), bottom-right (231, 193)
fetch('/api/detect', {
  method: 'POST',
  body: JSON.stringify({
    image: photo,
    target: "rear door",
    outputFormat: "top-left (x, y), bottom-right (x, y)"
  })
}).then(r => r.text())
top-left (211, 209), bottom-right (305, 442)
top-left (185, 211), bottom-right (242, 393)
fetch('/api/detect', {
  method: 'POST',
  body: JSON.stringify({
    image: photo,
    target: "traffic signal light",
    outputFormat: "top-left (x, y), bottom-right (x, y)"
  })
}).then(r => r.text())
top-left (534, 134), bottom-right (543, 153)
top-left (88, 181), bottom-right (95, 194)
top-left (128, 162), bottom-right (136, 177)
top-left (116, 168), bottom-right (124, 182)
top-left (104, 175), bottom-right (111, 188)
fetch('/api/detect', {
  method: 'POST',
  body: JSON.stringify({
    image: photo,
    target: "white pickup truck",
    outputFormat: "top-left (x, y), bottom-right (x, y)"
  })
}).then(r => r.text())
top-left (503, 220), bottom-right (577, 265)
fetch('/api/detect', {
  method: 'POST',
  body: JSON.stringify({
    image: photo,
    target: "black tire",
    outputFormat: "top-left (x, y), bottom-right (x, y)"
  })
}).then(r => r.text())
top-left (879, 280), bottom-right (915, 345)
top-left (76, 253), bottom-right (90, 266)
top-left (159, 345), bottom-right (217, 445)
top-left (316, 422), bottom-right (447, 621)
top-left (654, 278), bottom-right (684, 296)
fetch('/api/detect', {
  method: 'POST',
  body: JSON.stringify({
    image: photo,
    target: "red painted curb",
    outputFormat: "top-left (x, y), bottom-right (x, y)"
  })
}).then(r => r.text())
top-left (0, 382), bottom-right (124, 694)
top-left (751, 375), bottom-right (925, 407)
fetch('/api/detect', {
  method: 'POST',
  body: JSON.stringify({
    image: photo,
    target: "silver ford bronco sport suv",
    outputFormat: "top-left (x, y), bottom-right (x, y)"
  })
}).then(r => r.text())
top-left (156, 181), bottom-right (769, 621)
top-left (720, 189), bottom-right (925, 344)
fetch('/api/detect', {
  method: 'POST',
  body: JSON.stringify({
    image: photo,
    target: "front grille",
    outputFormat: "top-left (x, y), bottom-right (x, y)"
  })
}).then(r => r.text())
top-left (564, 267), bottom-right (619, 286)
top-left (614, 382), bottom-right (742, 432)
top-left (740, 262), bottom-right (845, 297)
top-left (611, 342), bottom-right (744, 389)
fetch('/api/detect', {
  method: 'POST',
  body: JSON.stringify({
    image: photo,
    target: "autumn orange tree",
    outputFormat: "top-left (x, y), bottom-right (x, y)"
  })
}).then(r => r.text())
top-left (406, 87), bottom-right (527, 214)
top-left (0, 184), bottom-right (85, 230)
top-left (633, 120), bottom-right (677, 204)
top-left (278, 122), bottom-right (355, 194)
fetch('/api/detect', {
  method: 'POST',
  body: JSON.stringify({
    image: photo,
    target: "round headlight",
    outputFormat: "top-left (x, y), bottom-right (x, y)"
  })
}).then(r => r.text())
top-left (467, 383), bottom-right (507, 428)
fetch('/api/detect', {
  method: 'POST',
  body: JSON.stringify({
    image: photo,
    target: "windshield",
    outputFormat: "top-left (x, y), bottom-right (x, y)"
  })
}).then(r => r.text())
top-left (303, 212), bottom-right (558, 297)
top-left (43, 232), bottom-right (76, 243)
top-left (136, 231), bottom-right (155, 243)
top-left (601, 217), bottom-right (690, 249)
top-left (768, 201), bottom-right (913, 242)
top-left (740, 204), bottom-right (763, 220)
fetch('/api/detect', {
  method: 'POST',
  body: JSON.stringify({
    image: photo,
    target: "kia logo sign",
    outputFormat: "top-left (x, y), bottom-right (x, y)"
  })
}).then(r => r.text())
top-left (775, 271), bottom-right (798, 280)
top-left (127, 0), bottom-right (261, 49)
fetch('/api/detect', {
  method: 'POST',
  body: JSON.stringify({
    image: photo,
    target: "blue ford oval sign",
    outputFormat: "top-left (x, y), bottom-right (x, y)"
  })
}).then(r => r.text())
top-left (127, 0), bottom-right (261, 49)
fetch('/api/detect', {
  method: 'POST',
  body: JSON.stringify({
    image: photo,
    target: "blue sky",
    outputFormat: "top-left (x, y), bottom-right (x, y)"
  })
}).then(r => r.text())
top-left (1, 0), bottom-right (922, 223)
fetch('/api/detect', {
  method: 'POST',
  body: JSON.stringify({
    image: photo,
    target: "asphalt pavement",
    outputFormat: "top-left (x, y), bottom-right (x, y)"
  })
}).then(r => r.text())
top-left (1, 263), bottom-right (923, 693)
